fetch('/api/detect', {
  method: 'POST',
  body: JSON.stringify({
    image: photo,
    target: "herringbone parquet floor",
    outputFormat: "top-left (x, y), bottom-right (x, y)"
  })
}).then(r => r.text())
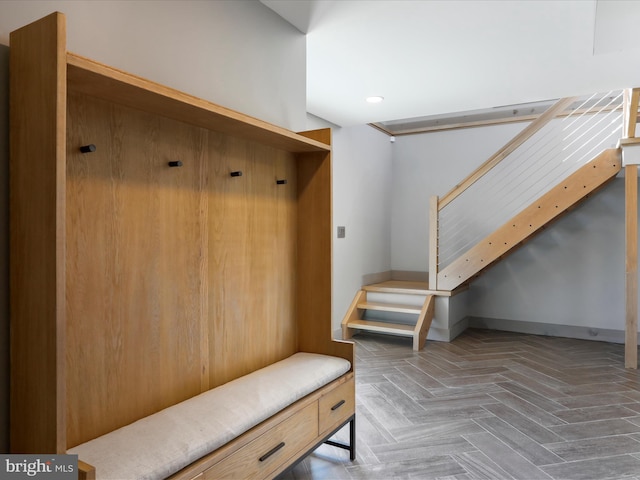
top-left (278, 329), bottom-right (640, 480)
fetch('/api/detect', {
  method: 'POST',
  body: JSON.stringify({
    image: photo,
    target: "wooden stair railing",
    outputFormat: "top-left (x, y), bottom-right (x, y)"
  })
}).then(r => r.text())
top-left (436, 148), bottom-right (622, 291)
top-left (438, 97), bottom-right (578, 210)
top-left (341, 282), bottom-right (435, 351)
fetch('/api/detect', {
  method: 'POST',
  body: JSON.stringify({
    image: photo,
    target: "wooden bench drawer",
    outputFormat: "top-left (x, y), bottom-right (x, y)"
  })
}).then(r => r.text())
top-left (203, 402), bottom-right (319, 480)
top-left (318, 377), bottom-right (355, 435)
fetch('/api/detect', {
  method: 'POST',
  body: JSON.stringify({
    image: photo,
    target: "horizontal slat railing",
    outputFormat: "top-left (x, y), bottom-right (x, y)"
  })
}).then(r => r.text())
top-left (430, 90), bottom-right (626, 291)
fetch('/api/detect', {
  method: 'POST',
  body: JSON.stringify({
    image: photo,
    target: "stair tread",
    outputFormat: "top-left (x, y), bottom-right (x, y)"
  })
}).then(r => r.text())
top-left (345, 319), bottom-right (415, 336)
top-left (363, 280), bottom-right (430, 295)
top-left (358, 301), bottom-right (422, 314)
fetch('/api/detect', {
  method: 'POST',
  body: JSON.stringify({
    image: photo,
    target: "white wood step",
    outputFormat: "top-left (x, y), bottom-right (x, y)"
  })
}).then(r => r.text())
top-left (363, 280), bottom-right (430, 295)
top-left (342, 289), bottom-right (436, 350)
top-left (357, 301), bottom-right (422, 315)
top-left (362, 280), bottom-right (460, 296)
top-left (344, 319), bottom-right (415, 337)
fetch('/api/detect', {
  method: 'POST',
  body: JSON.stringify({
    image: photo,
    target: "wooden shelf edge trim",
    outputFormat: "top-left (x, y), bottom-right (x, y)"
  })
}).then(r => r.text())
top-left (66, 52), bottom-right (330, 154)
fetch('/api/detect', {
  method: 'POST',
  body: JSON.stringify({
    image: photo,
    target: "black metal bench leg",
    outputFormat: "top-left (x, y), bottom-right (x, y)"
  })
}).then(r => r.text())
top-left (323, 414), bottom-right (356, 460)
top-left (349, 415), bottom-right (356, 460)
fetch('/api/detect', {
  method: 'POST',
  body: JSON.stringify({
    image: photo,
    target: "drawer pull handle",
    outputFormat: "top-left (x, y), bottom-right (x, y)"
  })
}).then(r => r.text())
top-left (259, 442), bottom-right (285, 462)
top-left (331, 399), bottom-right (346, 411)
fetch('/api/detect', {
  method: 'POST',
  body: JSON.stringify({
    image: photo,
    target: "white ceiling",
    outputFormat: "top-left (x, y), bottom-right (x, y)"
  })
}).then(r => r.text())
top-left (261, 0), bottom-right (640, 127)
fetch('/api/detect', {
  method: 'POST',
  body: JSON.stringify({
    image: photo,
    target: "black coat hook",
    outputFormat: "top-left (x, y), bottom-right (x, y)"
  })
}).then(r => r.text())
top-left (80, 144), bottom-right (96, 153)
top-left (168, 161), bottom-right (183, 167)
top-left (230, 171), bottom-right (243, 177)
top-left (276, 179), bottom-right (287, 185)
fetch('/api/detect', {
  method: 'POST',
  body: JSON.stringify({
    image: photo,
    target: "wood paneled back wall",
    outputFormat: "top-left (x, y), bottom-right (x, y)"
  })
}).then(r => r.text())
top-left (65, 92), bottom-right (298, 446)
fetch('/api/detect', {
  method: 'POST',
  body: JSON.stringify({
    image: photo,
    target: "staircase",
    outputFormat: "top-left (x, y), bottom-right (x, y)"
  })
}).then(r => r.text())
top-left (341, 281), bottom-right (435, 351)
top-left (341, 89), bottom-right (635, 350)
top-left (437, 148), bottom-right (621, 291)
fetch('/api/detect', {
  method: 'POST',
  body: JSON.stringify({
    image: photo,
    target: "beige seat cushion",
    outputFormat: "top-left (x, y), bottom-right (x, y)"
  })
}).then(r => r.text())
top-left (68, 352), bottom-right (351, 480)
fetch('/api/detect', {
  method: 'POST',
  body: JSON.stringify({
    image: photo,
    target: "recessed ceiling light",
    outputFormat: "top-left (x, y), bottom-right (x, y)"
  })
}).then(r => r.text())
top-left (366, 96), bottom-right (384, 104)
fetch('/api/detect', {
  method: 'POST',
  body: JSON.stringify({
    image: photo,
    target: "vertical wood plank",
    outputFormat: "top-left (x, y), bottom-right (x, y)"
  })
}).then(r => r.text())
top-left (65, 94), bottom-right (206, 445)
top-left (296, 148), bottom-right (332, 351)
top-left (626, 164), bottom-right (638, 369)
top-left (9, 12), bottom-right (67, 454)
top-left (341, 290), bottom-right (366, 341)
top-left (197, 138), bottom-right (210, 394)
top-left (413, 294), bottom-right (435, 351)
top-left (428, 196), bottom-right (439, 290)
top-left (207, 136), bottom-right (298, 387)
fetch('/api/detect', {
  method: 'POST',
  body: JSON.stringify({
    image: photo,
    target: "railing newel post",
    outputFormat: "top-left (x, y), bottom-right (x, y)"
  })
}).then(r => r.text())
top-left (429, 195), bottom-right (439, 290)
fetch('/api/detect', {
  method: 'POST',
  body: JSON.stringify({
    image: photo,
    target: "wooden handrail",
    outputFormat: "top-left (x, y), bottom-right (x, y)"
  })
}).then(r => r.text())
top-left (438, 96), bottom-right (577, 210)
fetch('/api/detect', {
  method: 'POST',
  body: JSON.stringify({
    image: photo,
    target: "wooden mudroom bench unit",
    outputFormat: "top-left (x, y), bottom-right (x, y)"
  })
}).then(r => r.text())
top-left (9, 12), bottom-right (355, 480)
top-left (69, 353), bottom-right (355, 480)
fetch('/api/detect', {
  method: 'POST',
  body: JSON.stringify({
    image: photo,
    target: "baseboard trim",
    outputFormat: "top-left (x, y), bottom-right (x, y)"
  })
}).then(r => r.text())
top-left (467, 316), bottom-right (638, 344)
top-left (391, 270), bottom-right (429, 282)
top-left (336, 316), bottom-right (634, 345)
top-left (361, 271), bottom-right (392, 286)
top-left (449, 316), bottom-right (469, 341)
top-left (361, 271), bottom-right (430, 286)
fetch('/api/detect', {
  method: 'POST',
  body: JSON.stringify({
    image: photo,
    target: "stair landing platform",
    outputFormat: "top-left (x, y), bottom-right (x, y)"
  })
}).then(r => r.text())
top-left (363, 280), bottom-right (464, 296)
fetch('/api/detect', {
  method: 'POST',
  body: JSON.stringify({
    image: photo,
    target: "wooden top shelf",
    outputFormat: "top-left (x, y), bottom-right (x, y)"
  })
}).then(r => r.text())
top-left (66, 53), bottom-right (330, 154)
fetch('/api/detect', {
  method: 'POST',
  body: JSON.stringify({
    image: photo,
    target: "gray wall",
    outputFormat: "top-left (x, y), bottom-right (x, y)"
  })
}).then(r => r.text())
top-left (0, 0), bottom-right (306, 131)
top-left (467, 177), bottom-right (625, 333)
top-left (331, 125), bottom-right (393, 335)
top-left (391, 123), bottom-right (525, 271)
top-left (0, 0), bottom-right (305, 454)
top-left (306, 115), bottom-right (395, 336)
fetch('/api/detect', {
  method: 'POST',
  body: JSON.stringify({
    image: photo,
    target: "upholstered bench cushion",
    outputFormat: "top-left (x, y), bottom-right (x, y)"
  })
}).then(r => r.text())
top-left (68, 352), bottom-right (351, 480)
